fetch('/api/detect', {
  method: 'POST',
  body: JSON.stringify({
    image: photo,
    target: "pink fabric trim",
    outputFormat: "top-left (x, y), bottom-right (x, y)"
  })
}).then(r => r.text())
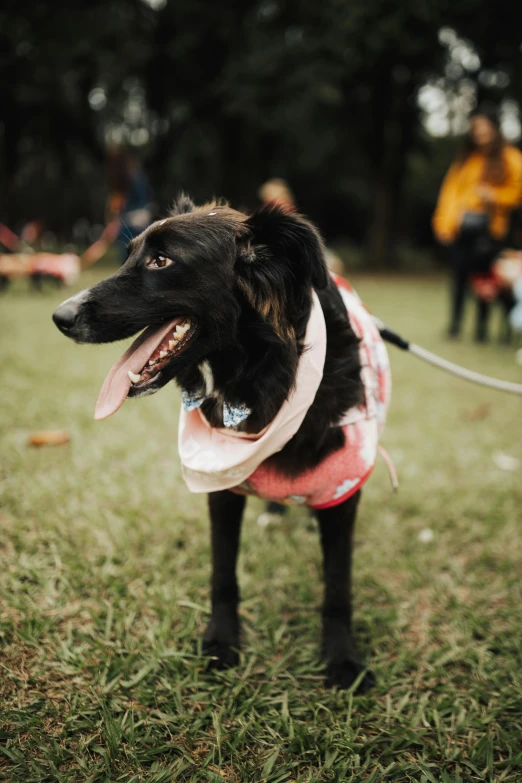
top-left (377, 445), bottom-right (398, 490)
top-left (179, 290), bottom-right (327, 492)
top-left (309, 466), bottom-right (375, 509)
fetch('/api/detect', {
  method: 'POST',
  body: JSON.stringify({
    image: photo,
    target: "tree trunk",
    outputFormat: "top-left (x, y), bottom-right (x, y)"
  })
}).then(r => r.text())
top-left (365, 173), bottom-right (398, 269)
top-left (364, 101), bottom-right (417, 269)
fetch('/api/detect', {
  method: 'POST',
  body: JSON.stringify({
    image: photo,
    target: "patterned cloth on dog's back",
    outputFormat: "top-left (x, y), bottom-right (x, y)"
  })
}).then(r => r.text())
top-left (179, 275), bottom-right (391, 508)
top-left (235, 276), bottom-right (391, 508)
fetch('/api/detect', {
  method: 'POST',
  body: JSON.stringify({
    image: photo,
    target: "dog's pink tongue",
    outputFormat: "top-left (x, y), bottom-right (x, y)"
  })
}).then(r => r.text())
top-left (94, 320), bottom-right (180, 421)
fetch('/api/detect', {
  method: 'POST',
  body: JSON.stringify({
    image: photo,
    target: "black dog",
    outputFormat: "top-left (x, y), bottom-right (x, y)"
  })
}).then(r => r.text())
top-left (53, 196), bottom-right (373, 690)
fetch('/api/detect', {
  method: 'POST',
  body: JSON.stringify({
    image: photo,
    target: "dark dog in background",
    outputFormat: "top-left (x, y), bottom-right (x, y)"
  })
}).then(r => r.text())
top-left (53, 196), bottom-right (373, 690)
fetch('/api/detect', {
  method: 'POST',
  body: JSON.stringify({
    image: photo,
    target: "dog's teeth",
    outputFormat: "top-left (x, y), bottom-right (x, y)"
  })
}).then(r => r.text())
top-left (127, 370), bottom-right (141, 384)
top-left (168, 340), bottom-right (175, 350)
top-left (159, 350), bottom-right (167, 359)
top-left (148, 359), bottom-right (155, 366)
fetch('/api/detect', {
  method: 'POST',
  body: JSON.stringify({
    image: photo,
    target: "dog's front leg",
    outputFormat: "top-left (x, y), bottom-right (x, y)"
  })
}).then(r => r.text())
top-left (315, 490), bottom-right (374, 691)
top-left (202, 490), bottom-right (246, 669)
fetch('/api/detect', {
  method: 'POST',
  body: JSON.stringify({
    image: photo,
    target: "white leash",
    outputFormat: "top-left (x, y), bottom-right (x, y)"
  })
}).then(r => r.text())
top-left (373, 317), bottom-right (522, 396)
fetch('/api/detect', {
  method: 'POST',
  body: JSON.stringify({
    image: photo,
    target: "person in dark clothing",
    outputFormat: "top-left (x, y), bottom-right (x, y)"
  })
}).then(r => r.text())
top-left (106, 146), bottom-right (154, 264)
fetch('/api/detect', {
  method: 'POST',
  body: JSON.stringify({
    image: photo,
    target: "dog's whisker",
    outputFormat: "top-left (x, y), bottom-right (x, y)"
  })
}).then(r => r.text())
top-left (119, 218), bottom-right (133, 244)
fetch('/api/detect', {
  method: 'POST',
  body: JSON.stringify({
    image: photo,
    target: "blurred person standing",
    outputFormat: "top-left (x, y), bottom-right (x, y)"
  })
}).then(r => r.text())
top-left (433, 105), bottom-right (522, 341)
top-left (258, 178), bottom-right (296, 212)
top-left (21, 220), bottom-right (44, 247)
top-left (106, 146), bottom-right (154, 264)
top-left (258, 178), bottom-right (344, 275)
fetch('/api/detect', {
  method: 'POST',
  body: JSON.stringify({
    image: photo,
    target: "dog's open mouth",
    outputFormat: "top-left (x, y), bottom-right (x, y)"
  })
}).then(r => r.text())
top-left (94, 317), bottom-right (197, 420)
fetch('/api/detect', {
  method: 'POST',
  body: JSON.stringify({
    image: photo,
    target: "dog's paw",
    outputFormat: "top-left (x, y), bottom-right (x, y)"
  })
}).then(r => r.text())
top-left (202, 638), bottom-right (240, 670)
top-left (325, 659), bottom-right (375, 692)
top-left (202, 607), bottom-right (240, 670)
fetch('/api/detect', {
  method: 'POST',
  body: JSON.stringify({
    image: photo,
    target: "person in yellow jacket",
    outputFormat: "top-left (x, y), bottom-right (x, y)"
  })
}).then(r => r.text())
top-left (433, 105), bottom-right (522, 340)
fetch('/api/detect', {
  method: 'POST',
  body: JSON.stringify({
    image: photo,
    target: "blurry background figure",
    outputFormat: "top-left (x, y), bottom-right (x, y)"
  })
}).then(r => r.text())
top-left (470, 249), bottom-right (522, 343)
top-left (258, 178), bottom-right (296, 212)
top-left (258, 178), bottom-right (344, 275)
top-left (0, 218), bottom-right (119, 293)
top-left (433, 105), bottom-right (522, 342)
top-left (21, 220), bottom-right (44, 247)
top-left (106, 146), bottom-right (154, 264)
top-left (483, 249), bottom-right (522, 343)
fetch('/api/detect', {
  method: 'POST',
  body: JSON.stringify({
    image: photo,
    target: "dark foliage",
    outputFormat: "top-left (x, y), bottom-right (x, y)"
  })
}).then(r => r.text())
top-left (2, 0), bottom-right (522, 264)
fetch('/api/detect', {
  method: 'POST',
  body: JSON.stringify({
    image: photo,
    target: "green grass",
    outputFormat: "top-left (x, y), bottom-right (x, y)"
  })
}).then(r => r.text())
top-left (1, 269), bottom-right (522, 782)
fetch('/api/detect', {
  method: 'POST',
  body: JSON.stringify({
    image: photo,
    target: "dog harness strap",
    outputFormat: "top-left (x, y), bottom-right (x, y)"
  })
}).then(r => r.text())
top-left (377, 445), bottom-right (399, 490)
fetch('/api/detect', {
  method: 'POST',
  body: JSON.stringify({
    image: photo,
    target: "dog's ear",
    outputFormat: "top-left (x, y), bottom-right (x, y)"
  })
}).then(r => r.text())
top-left (234, 205), bottom-right (328, 336)
top-left (237, 204), bottom-right (328, 288)
top-left (170, 192), bottom-right (196, 216)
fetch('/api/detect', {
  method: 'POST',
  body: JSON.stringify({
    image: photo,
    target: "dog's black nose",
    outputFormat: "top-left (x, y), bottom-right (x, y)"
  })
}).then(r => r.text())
top-left (53, 300), bottom-right (80, 334)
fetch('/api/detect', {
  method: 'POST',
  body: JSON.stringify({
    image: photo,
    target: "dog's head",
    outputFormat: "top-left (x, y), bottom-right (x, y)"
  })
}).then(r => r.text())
top-left (53, 195), bottom-right (328, 420)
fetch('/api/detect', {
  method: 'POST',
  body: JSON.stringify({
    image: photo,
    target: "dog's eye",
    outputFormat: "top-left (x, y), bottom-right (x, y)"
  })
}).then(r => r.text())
top-left (146, 255), bottom-right (173, 270)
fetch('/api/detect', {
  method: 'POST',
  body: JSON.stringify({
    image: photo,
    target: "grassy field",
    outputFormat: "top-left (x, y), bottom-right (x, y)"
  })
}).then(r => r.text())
top-left (1, 268), bottom-right (522, 782)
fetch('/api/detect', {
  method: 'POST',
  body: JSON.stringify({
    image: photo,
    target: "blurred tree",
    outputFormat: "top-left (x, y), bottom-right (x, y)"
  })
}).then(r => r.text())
top-left (0, 0), bottom-right (153, 231)
top-left (1, 0), bottom-right (521, 264)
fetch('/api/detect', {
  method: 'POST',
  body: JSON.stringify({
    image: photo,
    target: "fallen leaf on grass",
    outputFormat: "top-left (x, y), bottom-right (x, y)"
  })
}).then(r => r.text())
top-left (28, 430), bottom-right (70, 447)
top-left (462, 403), bottom-right (491, 421)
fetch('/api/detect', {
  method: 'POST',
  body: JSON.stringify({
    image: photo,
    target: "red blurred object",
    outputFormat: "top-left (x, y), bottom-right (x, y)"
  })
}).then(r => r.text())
top-left (470, 250), bottom-right (522, 302)
top-left (0, 219), bottom-right (121, 286)
top-left (0, 223), bottom-right (22, 251)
